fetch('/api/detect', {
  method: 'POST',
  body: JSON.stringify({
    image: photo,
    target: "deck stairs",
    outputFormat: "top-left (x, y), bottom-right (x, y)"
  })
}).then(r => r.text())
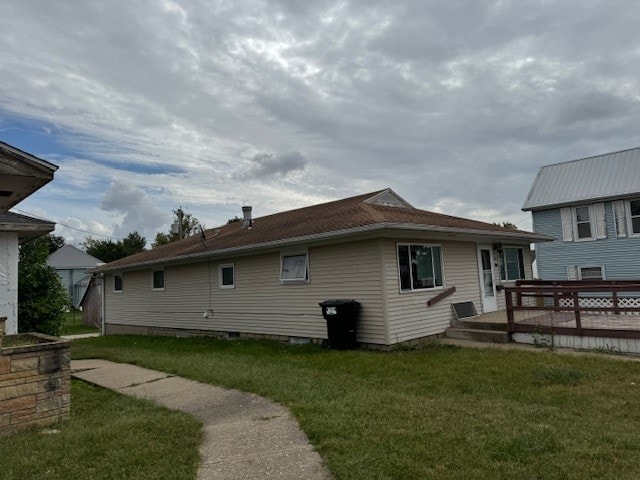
top-left (445, 317), bottom-right (510, 343)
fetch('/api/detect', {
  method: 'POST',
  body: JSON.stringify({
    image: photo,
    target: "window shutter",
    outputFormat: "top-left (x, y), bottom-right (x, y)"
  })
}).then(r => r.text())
top-left (560, 207), bottom-right (573, 241)
top-left (566, 265), bottom-right (577, 280)
top-left (593, 203), bottom-right (606, 239)
top-left (613, 200), bottom-right (628, 237)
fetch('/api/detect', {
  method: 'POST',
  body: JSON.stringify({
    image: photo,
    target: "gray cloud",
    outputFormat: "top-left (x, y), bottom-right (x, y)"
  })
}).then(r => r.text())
top-left (101, 180), bottom-right (167, 239)
top-left (1, 0), bottom-right (640, 236)
top-left (238, 151), bottom-right (309, 179)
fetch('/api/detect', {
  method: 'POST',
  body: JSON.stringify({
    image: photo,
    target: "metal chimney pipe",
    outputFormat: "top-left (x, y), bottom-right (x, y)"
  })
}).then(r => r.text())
top-left (242, 206), bottom-right (252, 228)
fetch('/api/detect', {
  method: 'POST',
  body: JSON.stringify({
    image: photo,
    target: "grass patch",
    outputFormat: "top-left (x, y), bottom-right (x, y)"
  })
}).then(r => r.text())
top-left (59, 309), bottom-right (100, 335)
top-left (72, 336), bottom-right (640, 480)
top-left (0, 380), bottom-right (201, 480)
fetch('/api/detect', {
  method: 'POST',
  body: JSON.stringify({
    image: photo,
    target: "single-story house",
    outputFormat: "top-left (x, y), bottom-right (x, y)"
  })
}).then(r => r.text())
top-left (47, 245), bottom-right (103, 308)
top-left (96, 189), bottom-right (550, 347)
top-left (0, 141), bottom-right (57, 334)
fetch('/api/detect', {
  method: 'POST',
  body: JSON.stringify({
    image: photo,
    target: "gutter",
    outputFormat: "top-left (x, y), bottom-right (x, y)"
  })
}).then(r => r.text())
top-left (96, 223), bottom-right (553, 273)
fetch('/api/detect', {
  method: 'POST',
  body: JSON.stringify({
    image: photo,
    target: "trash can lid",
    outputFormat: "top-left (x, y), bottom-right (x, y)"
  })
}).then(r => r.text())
top-left (319, 299), bottom-right (360, 307)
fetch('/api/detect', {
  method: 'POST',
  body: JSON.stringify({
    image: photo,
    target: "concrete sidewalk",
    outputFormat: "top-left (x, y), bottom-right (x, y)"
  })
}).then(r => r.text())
top-left (71, 360), bottom-right (332, 480)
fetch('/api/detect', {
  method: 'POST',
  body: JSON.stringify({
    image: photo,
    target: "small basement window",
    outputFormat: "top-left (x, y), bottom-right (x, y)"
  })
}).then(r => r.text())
top-left (579, 266), bottom-right (604, 281)
top-left (152, 270), bottom-right (165, 290)
top-left (114, 274), bottom-right (123, 293)
top-left (281, 253), bottom-right (309, 282)
top-left (219, 264), bottom-right (235, 289)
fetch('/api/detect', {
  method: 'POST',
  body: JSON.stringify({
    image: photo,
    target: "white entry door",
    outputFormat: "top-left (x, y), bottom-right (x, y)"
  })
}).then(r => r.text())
top-left (477, 245), bottom-right (498, 313)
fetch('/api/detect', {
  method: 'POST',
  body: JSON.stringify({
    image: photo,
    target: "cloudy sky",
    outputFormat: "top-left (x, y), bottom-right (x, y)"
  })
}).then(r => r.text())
top-left (2, 1), bottom-right (639, 245)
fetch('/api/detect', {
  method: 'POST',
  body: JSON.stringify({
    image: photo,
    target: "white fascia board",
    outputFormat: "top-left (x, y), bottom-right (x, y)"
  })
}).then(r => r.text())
top-left (98, 222), bottom-right (551, 273)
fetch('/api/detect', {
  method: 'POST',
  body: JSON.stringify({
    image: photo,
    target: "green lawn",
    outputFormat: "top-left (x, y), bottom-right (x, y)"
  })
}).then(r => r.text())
top-left (59, 309), bottom-right (100, 335)
top-left (0, 380), bottom-right (201, 480)
top-left (71, 336), bottom-right (640, 480)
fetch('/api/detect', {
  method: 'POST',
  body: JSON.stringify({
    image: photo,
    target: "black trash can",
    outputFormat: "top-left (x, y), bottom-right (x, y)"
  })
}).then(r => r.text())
top-left (319, 299), bottom-right (360, 349)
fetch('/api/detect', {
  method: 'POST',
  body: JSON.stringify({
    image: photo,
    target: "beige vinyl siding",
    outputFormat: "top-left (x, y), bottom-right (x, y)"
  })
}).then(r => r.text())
top-left (382, 239), bottom-right (483, 343)
top-left (105, 239), bottom-right (387, 344)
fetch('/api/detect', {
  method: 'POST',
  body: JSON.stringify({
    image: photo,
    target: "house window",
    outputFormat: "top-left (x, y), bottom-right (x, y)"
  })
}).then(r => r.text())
top-left (500, 247), bottom-right (525, 281)
top-left (397, 244), bottom-right (443, 291)
top-left (579, 266), bottom-right (604, 281)
top-left (630, 199), bottom-right (640, 234)
top-left (281, 253), bottom-right (309, 282)
top-left (219, 264), bottom-right (235, 289)
top-left (574, 206), bottom-right (593, 239)
top-left (152, 270), bottom-right (165, 290)
top-left (114, 274), bottom-right (123, 293)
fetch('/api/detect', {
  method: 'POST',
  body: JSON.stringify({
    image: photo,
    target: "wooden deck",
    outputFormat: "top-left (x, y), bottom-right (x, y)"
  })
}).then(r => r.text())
top-left (467, 310), bottom-right (640, 331)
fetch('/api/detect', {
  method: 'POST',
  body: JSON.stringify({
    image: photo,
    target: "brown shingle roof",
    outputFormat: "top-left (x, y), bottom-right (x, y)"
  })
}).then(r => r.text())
top-left (98, 189), bottom-right (547, 272)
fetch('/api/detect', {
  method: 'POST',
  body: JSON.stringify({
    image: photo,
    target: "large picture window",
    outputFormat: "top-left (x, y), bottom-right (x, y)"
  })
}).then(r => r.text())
top-left (501, 247), bottom-right (525, 281)
top-left (397, 244), bottom-right (443, 291)
top-left (281, 253), bottom-right (309, 282)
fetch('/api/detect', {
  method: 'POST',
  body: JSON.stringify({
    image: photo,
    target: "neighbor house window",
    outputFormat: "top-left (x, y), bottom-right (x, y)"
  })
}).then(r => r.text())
top-left (500, 247), bottom-right (525, 281)
top-left (152, 270), bottom-right (165, 291)
top-left (630, 199), bottom-right (640, 235)
top-left (219, 264), bottom-right (235, 289)
top-left (579, 266), bottom-right (604, 281)
top-left (397, 244), bottom-right (443, 291)
top-left (574, 206), bottom-right (593, 239)
top-left (114, 274), bottom-right (123, 293)
top-left (281, 253), bottom-right (309, 282)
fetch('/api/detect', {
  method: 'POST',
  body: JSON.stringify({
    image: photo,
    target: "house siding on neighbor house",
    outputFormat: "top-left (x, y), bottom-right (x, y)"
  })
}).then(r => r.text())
top-left (533, 202), bottom-right (640, 280)
top-left (0, 232), bottom-right (19, 335)
top-left (105, 239), bottom-right (389, 345)
top-left (524, 148), bottom-right (640, 282)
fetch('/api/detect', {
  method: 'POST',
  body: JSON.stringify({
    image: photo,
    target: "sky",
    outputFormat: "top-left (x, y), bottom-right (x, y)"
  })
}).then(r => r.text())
top-left (2, 0), bottom-right (640, 246)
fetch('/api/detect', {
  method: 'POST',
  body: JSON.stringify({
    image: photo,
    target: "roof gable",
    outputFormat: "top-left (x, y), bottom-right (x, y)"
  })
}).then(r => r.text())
top-left (523, 147), bottom-right (640, 210)
top-left (98, 188), bottom-right (547, 272)
top-left (47, 245), bottom-right (103, 268)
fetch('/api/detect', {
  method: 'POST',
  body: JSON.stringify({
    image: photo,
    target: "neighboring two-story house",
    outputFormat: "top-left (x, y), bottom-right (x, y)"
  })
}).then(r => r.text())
top-left (523, 147), bottom-right (640, 281)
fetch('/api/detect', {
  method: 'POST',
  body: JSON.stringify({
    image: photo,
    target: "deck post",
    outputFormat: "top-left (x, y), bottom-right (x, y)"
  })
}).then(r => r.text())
top-left (572, 290), bottom-right (582, 336)
top-left (505, 289), bottom-right (514, 336)
top-left (612, 289), bottom-right (620, 315)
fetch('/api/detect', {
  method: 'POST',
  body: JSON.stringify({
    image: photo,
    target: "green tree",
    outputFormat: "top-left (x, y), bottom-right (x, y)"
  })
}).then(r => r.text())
top-left (153, 208), bottom-right (200, 248)
top-left (122, 231), bottom-right (147, 256)
top-left (18, 236), bottom-right (69, 336)
top-left (84, 231), bottom-right (146, 263)
top-left (494, 221), bottom-right (518, 230)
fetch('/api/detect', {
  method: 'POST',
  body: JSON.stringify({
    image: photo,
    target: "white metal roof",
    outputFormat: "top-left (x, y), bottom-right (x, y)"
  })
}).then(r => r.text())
top-left (47, 244), bottom-right (103, 269)
top-left (522, 147), bottom-right (640, 211)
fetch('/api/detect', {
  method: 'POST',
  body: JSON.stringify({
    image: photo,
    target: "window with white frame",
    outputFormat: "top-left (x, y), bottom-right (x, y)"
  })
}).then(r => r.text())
top-left (219, 264), bottom-right (235, 288)
top-left (397, 244), bottom-right (443, 291)
top-left (579, 266), bottom-right (604, 281)
top-left (574, 206), bottom-right (593, 239)
top-left (630, 199), bottom-right (640, 235)
top-left (280, 253), bottom-right (309, 282)
top-left (500, 247), bottom-right (525, 281)
top-left (152, 270), bottom-right (165, 290)
top-left (114, 274), bottom-right (123, 293)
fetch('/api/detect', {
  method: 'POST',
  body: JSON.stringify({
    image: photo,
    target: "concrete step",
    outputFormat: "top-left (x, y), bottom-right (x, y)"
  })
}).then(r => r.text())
top-left (457, 320), bottom-right (509, 332)
top-left (445, 327), bottom-right (510, 343)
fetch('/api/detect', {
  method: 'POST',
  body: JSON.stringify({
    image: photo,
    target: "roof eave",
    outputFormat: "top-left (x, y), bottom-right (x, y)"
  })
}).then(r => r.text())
top-left (96, 222), bottom-right (551, 273)
top-left (523, 192), bottom-right (640, 211)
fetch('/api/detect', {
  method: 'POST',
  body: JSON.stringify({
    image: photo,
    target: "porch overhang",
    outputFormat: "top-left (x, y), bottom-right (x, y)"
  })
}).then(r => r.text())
top-left (0, 141), bottom-right (58, 214)
top-left (0, 212), bottom-right (55, 244)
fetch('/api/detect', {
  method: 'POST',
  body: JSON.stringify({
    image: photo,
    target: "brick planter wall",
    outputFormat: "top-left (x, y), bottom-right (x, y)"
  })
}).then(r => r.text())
top-left (0, 333), bottom-right (71, 435)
